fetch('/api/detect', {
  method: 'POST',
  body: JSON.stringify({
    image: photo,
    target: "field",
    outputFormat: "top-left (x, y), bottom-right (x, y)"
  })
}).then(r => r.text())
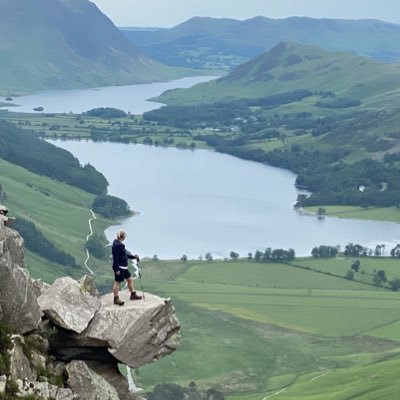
top-left (130, 258), bottom-right (400, 398)
top-left (0, 112), bottom-right (210, 149)
top-left (304, 205), bottom-right (400, 223)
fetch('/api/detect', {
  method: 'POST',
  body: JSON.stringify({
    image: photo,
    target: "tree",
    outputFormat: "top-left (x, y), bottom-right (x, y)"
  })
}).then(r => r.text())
top-left (346, 270), bottom-right (354, 280)
top-left (373, 270), bottom-right (387, 286)
top-left (317, 207), bottom-right (326, 215)
top-left (344, 243), bottom-right (367, 257)
top-left (254, 250), bottom-right (263, 262)
top-left (311, 245), bottom-right (338, 258)
top-left (86, 234), bottom-right (107, 259)
top-left (262, 247), bottom-right (272, 262)
top-left (374, 245), bottom-right (382, 257)
top-left (390, 244), bottom-right (400, 257)
top-left (147, 383), bottom-right (185, 400)
top-left (351, 260), bottom-right (360, 272)
top-left (229, 251), bottom-right (239, 261)
top-left (390, 278), bottom-right (400, 291)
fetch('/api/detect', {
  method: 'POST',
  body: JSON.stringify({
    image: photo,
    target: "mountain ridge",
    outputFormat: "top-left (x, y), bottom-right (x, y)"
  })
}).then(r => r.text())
top-left (0, 0), bottom-right (189, 94)
top-left (121, 16), bottom-right (400, 70)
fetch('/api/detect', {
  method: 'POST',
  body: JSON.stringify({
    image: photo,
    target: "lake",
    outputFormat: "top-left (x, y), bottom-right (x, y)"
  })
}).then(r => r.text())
top-left (49, 140), bottom-right (400, 259)
top-left (0, 76), bottom-right (217, 114)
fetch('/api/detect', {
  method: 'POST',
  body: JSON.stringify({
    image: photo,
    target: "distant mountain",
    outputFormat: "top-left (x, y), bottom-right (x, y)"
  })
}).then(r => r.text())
top-left (155, 41), bottom-right (400, 107)
top-left (0, 0), bottom-right (187, 94)
top-left (121, 16), bottom-right (400, 70)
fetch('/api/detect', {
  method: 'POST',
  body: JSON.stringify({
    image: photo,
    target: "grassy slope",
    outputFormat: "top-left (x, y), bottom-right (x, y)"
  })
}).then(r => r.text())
top-left (155, 42), bottom-right (400, 106)
top-left (0, 0), bottom-right (195, 95)
top-left (0, 156), bottom-right (112, 282)
top-left (133, 259), bottom-right (400, 397)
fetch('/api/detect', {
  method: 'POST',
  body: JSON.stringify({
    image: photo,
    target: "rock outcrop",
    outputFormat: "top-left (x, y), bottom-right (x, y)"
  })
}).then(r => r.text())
top-left (48, 291), bottom-right (181, 369)
top-left (38, 277), bottom-right (101, 334)
top-left (0, 223), bottom-right (41, 333)
top-left (66, 360), bottom-right (120, 400)
top-left (0, 220), bottom-right (181, 399)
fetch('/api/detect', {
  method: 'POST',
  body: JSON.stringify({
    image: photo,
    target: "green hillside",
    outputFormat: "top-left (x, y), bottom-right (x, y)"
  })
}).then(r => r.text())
top-left (130, 258), bottom-right (400, 398)
top-left (0, 0), bottom-right (191, 95)
top-left (121, 16), bottom-right (400, 70)
top-left (155, 42), bottom-right (400, 106)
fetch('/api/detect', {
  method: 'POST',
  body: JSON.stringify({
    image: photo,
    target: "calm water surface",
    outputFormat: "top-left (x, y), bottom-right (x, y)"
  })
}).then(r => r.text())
top-left (49, 140), bottom-right (400, 259)
top-left (0, 76), bottom-right (217, 114)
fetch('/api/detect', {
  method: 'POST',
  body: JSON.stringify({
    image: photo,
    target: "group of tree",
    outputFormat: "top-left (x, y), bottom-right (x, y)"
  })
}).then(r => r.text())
top-left (0, 120), bottom-right (108, 195)
top-left (85, 234), bottom-right (107, 259)
top-left (311, 245), bottom-right (339, 258)
top-left (92, 195), bottom-right (131, 218)
top-left (252, 248), bottom-right (296, 263)
top-left (13, 217), bottom-right (78, 267)
top-left (84, 107), bottom-right (127, 119)
top-left (146, 382), bottom-right (224, 400)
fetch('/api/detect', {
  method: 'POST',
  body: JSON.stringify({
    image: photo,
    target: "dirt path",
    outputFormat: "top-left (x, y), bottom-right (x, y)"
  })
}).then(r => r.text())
top-left (83, 209), bottom-right (96, 275)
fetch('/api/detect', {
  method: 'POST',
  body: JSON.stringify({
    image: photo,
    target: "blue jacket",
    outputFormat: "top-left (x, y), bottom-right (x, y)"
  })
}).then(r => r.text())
top-left (112, 239), bottom-right (134, 271)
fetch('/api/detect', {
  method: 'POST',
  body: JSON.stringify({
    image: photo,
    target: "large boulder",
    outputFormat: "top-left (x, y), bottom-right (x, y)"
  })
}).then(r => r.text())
top-left (48, 291), bottom-right (181, 369)
top-left (38, 277), bottom-right (101, 334)
top-left (81, 291), bottom-right (181, 368)
top-left (0, 223), bottom-right (41, 333)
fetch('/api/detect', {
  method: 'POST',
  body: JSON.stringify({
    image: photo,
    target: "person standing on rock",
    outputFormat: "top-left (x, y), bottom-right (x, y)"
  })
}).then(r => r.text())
top-left (112, 229), bottom-right (142, 306)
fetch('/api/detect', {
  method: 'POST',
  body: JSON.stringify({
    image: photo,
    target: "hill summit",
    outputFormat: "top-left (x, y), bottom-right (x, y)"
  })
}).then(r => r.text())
top-left (0, 0), bottom-right (182, 94)
top-left (156, 41), bottom-right (400, 106)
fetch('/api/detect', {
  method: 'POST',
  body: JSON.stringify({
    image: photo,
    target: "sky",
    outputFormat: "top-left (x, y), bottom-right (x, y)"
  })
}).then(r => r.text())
top-left (90, 0), bottom-right (400, 27)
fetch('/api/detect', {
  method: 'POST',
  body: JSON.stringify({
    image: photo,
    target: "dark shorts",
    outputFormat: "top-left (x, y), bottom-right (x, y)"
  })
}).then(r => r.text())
top-left (114, 268), bottom-right (131, 282)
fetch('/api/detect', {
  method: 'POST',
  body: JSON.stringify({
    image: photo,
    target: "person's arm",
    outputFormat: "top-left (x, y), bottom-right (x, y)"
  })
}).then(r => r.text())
top-left (126, 250), bottom-right (140, 262)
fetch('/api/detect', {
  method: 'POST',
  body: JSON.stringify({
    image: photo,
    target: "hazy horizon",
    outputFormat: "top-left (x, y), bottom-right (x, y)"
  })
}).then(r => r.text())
top-left (90, 0), bottom-right (400, 27)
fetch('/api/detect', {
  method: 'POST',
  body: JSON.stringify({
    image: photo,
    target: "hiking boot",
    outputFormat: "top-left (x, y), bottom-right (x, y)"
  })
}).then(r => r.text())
top-left (114, 296), bottom-right (124, 306)
top-left (130, 291), bottom-right (142, 300)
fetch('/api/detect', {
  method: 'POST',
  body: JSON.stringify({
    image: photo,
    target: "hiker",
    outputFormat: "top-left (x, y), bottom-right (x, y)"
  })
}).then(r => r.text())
top-left (0, 204), bottom-right (10, 227)
top-left (112, 229), bottom-right (142, 306)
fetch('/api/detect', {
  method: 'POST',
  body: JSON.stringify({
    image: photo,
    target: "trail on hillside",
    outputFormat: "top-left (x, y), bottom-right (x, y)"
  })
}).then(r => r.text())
top-left (83, 209), bottom-right (96, 275)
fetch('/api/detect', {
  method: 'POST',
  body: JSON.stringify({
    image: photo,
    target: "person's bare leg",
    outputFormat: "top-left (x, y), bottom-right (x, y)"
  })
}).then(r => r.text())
top-left (127, 277), bottom-right (135, 293)
top-left (113, 281), bottom-right (124, 305)
top-left (128, 277), bottom-right (142, 300)
top-left (113, 281), bottom-right (120, 297)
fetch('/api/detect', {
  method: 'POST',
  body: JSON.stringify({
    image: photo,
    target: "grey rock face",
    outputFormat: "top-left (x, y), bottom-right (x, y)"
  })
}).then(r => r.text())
top-left (32, 278), bottom-right (51, 297)
top-left (83, 291), bottom-right (181, 368)
top-left (66, 360), bottom-right (120, 400)
top-left (38, 277), bottom-right (101, 334)
top-left (9, 335), bottom-right (37, 381)
top-left (0, 224), bottom-right (41, 333)
top-left (16, 378), bottom-right (77, 399)
top-left (0, 375), bottom-right (6, 393)
top-left (86, 361), bottom-right (145, 400)
top-left (78, 275), bottom-right (100, 297)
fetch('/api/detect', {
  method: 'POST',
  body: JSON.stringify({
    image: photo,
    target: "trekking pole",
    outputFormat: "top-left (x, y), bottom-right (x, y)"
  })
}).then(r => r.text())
top-left (133, 261), bottom-right (145, 300)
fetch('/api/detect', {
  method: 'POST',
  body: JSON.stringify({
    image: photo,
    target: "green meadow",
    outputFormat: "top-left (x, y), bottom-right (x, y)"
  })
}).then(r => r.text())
top-left (132, 258), bottom-right (400, 398)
